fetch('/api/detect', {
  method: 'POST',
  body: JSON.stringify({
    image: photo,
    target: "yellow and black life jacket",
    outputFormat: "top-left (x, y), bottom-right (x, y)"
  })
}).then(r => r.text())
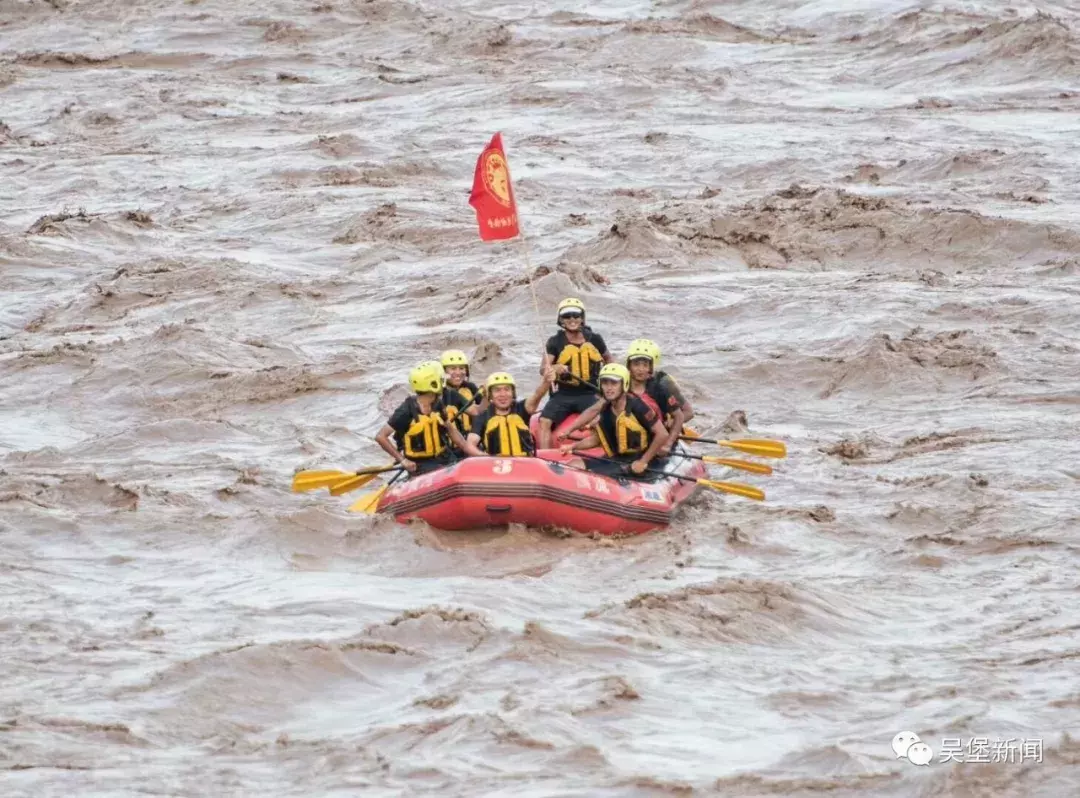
top-left (631, 385), bottom-right (663, 419)
top-left (475, 403), bottom-right (534, 457)
top-left (548, 330), bottom-right (605, 393)
top-left (397, 396), bottom-right (449, 460)
top-left (642, 371), bottom-right (684, 424)
top-left (442, 384), bottom-right (476, 435)
top-left (595, 395), bottom-right (656, 457)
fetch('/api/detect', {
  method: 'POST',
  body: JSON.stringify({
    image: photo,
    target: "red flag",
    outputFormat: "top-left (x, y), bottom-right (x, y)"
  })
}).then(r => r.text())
top-left (469, 132), bottom-right (520, 241)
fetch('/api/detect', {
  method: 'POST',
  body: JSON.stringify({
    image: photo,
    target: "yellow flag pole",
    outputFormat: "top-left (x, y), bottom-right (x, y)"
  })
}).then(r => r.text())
top-left (519, 238), bottom-right (547, 354)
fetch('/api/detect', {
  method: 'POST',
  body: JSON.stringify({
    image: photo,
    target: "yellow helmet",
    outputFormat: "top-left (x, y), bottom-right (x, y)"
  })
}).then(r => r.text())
top-left (556, 297), bottom-right (586, 325)
top-left (485, 372), bottom-right (516, 391)
top-left (440, 349), bottom-right (470, 373)
top-left (419, 359), bottom-right (446, 379)
top-left (626, 338), bottom-right (661, 369)
top-left (408, 362), bottom-right (444, 395)
top-left (597, 363), bottom-right (630, 392)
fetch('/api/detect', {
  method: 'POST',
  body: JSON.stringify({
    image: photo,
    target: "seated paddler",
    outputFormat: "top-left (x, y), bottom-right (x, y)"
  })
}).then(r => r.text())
top-left (374, 361), bottom-right (470, 477)
top-left (461, 368), bottom-right (555, 458)
top-left (558, 363), bottom-right (669, 478)
top-left (557, 338), bottom-right (692, 457)
top-left (440, 349), bottom-right (487, 423)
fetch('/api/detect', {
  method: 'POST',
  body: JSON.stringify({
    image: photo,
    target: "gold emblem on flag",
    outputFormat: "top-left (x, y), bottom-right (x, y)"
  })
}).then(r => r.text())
top-left (482, 151), bottom-right (512, 208)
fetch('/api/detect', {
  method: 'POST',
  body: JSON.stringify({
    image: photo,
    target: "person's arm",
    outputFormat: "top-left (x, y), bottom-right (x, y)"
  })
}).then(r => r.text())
top-left (460, 398), bottom-right (481, 424)
top-left (375, 423), bottom-right (415, 471)
top-left (556, 398), bottom-right (604, 439)
top-left (627, 400), bottom-right (668, 473)
top-left (634, 418), bottom-right (669, 472)
top-left (466, 389), bottom-right (485, 416)
top-left (664, 376), bottom-right (693, 423)
top-left (543, 353), bottom-right (569, 382)
top-left (462, 432), bottom-right (486, 458)
top-left (524, 369), bottom-right (556, 415)
top-left (444, 391), bottom-right (479, 435)
top-left (562, 431), bottom-right (600, 453)
top-left (593, 333), bottom-right (613, 365)
top-left (374, 424), bottom-right (399, 460)
top-left (680, 401), bottom-right (694, 423)
top-left (544, 335), bottom-right (572, 379)
top-left (469, 385), bottom-right (489, 415)
top-left (540, 334), bottom-right (557, 377)
top-left (442, 417), bottom-right (472, 454)
top-left (663, 407), bottom-right (686, 453)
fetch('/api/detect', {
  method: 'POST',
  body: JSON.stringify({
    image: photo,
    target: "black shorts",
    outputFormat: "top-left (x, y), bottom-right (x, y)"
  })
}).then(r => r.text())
top-left (540, 390), bottom-right (599, 426)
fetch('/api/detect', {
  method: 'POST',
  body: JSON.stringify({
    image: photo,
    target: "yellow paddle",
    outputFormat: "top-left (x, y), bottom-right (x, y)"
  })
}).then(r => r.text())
top-left (291, 470), bottom-right (350, 492)
top-left (575, 453), bottom-right (766, 502)
top-left (348, 470), bottom-right (407, 514)
top-left (348, 486), bottom-right (388, 514)
top-left (696, 478), bottom-right (765, 501)
top-left (327, 472), bottom-right (381, 496)
top-left (676, 452), bottom-right (773, 475)
top-left (678, 434), bottom-right (787, 459)
top-left (291, 464), bottom-right (399, 493)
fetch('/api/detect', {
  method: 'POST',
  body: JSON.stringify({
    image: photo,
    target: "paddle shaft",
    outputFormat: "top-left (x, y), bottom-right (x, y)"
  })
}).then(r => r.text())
top-left (377, 467), bottom-right (408, 501)
top-left (463, 384), bottom-right (485, 409)
top-left (556, 373), bottom-right (600, 393)
top-left (348, 466), bottom-right (407, 513)
top-left (667, 451), bottom-right (773, 474)
top-left (370, 465), bottom-right (407, 494)
top-left (350, 464), bottom-right (401, 476)
top-left (575, 451), bottom-right (698, 485)
top-left (677, 434), bottom-right (786, 458)
top-left (680, 434), bottom-right (774, 447)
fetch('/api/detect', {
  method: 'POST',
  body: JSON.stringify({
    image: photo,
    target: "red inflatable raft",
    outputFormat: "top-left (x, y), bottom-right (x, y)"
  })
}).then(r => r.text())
top-left (371, 414), bottom-right (707, 536)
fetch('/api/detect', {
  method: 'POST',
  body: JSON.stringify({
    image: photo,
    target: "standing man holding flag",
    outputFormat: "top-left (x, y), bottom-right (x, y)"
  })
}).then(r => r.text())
top-left (469, 133), bottom-right (614, 449)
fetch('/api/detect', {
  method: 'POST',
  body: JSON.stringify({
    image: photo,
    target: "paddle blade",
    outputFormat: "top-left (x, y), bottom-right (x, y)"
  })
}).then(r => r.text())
top-left (348, 485), bottom-right (389, 514)
top-left (682, 426), bottom-right (700, 439)
top-left (698, 479), bottom-right (766, 501)
top-left (292, 464), bottom-right (398, 493)
top-left (291, 470), bottom-right (352, 492)
top-left (718, 439), bottom-right (787, 458)
top-left (703, 456), bottom-right (774, 475)
top-left (328, 473), bottom-right (379, 496)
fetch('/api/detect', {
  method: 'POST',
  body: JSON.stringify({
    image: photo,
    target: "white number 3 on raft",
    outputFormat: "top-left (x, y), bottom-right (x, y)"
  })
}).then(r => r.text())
top-left (492, 459), bottom-right (513, 474)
